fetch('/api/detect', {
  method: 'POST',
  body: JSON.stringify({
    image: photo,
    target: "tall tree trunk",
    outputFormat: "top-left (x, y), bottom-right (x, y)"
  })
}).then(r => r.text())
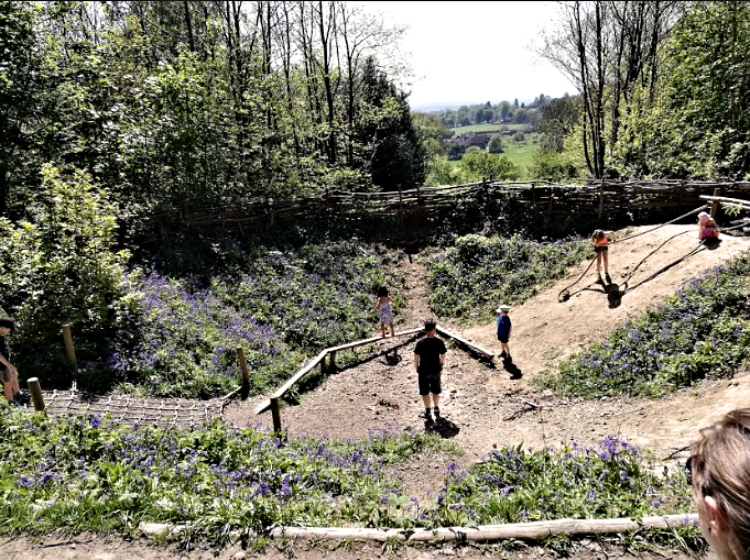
top-left (183, 0), bottom-right (196, 52)
top-left (317, 0), bottom-right (337, 165)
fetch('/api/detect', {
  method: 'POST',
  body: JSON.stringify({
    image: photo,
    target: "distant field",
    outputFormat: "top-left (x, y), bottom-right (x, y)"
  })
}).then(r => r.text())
top-left (451, 123), bottom-right (530, 134)
top-left (444, 133), bottom-right (540, 180)
top-left (501, 133), bottom-right (539, 178)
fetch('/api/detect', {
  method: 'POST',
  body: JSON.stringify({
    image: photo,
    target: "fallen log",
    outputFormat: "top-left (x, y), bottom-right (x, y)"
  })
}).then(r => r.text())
top-left (435, 325), bottom-right (494, 359)
top-left (140, 514), bottom-right (699, 543)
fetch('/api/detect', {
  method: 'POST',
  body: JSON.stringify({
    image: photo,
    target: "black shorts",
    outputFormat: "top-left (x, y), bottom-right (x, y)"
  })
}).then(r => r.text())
top-left (594, 246), bottom-right (608, 253)
top-left (418, 374), bottom-right (441, 396)
top-left (497, 334), bottom-right (509, 344)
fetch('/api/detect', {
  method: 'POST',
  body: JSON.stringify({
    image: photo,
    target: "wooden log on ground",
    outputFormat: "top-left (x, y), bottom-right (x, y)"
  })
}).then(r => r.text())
top-left (139, 513), bottom-right (698, 543)
top-left (435, 325), bottom-right (495, 359)
top-left (255, 328), bottom-right (424, 415)
top-left (269, 514), bottom-right (698, 541)
top-left (254, 350), bottom-right (329, 415)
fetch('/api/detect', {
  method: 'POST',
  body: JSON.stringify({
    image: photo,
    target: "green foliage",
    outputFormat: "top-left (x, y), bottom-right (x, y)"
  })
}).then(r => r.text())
top-left (460, 148), bottom-right (520, 182)
top-left (0, 409), bottom-right (697, 551)
top-left (106, 238), bottom-right (405, 398)
top-left (511, 132), bottom-right (526, 143)
top-left (0, 164), bottom-right (129, 384)
top-left (620, 1), bottom-right (750, 179)
top-left (425, 439), bottom-right (699, 551)
top-left (487, 134), bottom-right (504, 154)
top-left (426, 234), bottom-right (590, 322)
top-left (531, 149), bottom-right (580, 181)
top-left (0, 411), bottom-right (457, 545)
top-left (543, 256), bottom-right (750, 398)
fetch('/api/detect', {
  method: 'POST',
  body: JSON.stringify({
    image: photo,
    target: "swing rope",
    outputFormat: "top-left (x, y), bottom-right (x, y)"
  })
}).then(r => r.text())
top-left (558, 205), bottom-right (713, 303)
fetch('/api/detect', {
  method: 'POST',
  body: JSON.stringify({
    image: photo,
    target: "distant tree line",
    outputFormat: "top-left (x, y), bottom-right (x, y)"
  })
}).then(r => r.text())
top-left (432, 96), bottom-right (553, 129)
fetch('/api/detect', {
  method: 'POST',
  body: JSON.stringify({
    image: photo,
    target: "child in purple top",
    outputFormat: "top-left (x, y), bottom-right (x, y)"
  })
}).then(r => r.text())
top-left (371, 286), bottom-right (395, 338)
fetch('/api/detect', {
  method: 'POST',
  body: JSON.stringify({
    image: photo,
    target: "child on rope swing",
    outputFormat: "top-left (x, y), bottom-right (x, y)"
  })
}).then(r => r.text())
top-left (590, 229), bottom-right (617, 284)
top-left (698, 211), bottom-right (720, 243)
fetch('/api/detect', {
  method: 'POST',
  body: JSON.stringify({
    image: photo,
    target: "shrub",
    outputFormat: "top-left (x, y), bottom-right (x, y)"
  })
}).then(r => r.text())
top-left (0, 164), bottom-right (130, 386)
top-left (427, 234), bottom-right (589, 322)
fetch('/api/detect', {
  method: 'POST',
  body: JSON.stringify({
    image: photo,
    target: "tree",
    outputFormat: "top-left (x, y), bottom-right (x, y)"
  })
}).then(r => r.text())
top-left (638, 1), bottom-right (750, 178)
top-left (541, 1), bottom-right (680, 178)
top-left (446, 141), bottom-right (467, 161)
top-left (459, 147), bottom-right (520, 181)
top-left (487, 134), bottom-right (504, 154)
top-left (539, 96), bottom-right (580, 152)
top-left (0, 1), bottom-right (38, 217)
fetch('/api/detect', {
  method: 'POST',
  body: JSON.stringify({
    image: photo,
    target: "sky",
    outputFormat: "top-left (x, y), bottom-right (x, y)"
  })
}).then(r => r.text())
top-left (361, 1), bottom-right (576, 111)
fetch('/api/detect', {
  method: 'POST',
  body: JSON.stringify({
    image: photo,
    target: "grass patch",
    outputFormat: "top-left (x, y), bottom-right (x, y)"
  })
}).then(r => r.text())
top-left (89, 240), bottom-right (405, 398)
top-left (425, 438), bottom-right (701, 550)
top-left (1, 409), bottom-right (699, 551)
top-left (426, 233), bottom-right (590, 322)
top-left (501, 134), bottom-right (540, 179)
top-left (540, 256), bottom-right (750, 398)
top-left (0, 410), bottom-right (459, 547)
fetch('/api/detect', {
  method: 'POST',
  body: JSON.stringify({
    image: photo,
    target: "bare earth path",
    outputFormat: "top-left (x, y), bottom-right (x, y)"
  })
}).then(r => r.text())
top-left (6, 225), bottom-right (749, 560)
top-left (226, 225), bottom-right (750, 467)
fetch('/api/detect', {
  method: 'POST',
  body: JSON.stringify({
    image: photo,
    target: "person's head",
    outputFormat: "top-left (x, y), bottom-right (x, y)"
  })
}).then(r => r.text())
top-left (496, 304), bottom-right (511, 316)
top-left (689, 408), bottom-right (750, 560)
top-left (0, 317), bottom-right (14, 336)
top-left (377, 286), bottom-right (389, 298)
top-left (592, 229), bottom-right (605, 242)
top-left (698, 212), bottom-right (711, 224)
top-left (423, 317), bottom-right (437, 335)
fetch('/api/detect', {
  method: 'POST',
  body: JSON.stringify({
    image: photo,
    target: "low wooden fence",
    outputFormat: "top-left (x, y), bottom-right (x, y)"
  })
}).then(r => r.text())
top-left (141, 179), bottom-right (750, 240)
top-left (254, 324), bottom-right (494, 433)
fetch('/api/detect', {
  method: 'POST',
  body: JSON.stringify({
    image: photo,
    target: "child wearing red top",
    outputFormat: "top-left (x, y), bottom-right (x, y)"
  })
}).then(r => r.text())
top-left (591, 229), bottom-right (616, 284)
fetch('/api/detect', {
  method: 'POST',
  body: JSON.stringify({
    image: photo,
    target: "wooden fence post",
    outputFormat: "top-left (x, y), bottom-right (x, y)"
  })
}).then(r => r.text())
top-left (270, 396), bottom-right (282, 433)
top-left (330, 351), bottom-right (337, 372)
top-left (710, 187), bottom-right (721, 218)
top-left (27, 377), bottom-right (46, 413)
top-left (237, 347), bottom-right (250, 386)
top-left (62, 325), bottom-right (77, 369)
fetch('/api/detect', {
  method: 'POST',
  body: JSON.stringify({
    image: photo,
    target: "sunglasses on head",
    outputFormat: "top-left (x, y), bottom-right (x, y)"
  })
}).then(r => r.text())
top-left (685, 455), bottom-right (694, 486)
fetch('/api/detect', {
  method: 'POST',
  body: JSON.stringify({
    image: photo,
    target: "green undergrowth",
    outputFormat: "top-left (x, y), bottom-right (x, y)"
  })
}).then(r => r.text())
top-left (426, 233), bottom-right (590, 323)
top-left (540, 254), bottom-right (750, 398)
top-left (0, 410), bottom-right (700, 552)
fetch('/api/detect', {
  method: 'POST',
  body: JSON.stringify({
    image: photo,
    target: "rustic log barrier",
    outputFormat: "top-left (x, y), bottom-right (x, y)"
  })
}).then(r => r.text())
top-left (139, 513), bottom-right (699, 543)
top-left (253, 324), bottom-right (495, 432)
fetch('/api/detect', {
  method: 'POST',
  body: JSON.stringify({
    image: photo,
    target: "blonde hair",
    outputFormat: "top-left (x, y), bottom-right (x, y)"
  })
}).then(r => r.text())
top-left (691, 408), bottom-right (750, 559)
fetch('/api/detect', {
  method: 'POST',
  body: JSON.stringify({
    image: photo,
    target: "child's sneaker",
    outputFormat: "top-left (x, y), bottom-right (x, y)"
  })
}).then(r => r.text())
top-left (418, 409), bottom-right (433, 421)
top-left (500, 351), bottom-right (507, 358)
top-left (433, 406), bottom-right (441, 418)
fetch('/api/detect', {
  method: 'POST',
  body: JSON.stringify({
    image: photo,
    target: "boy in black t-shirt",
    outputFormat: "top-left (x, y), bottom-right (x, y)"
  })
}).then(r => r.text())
top-left (413, 318), bottom-right (447, 422)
